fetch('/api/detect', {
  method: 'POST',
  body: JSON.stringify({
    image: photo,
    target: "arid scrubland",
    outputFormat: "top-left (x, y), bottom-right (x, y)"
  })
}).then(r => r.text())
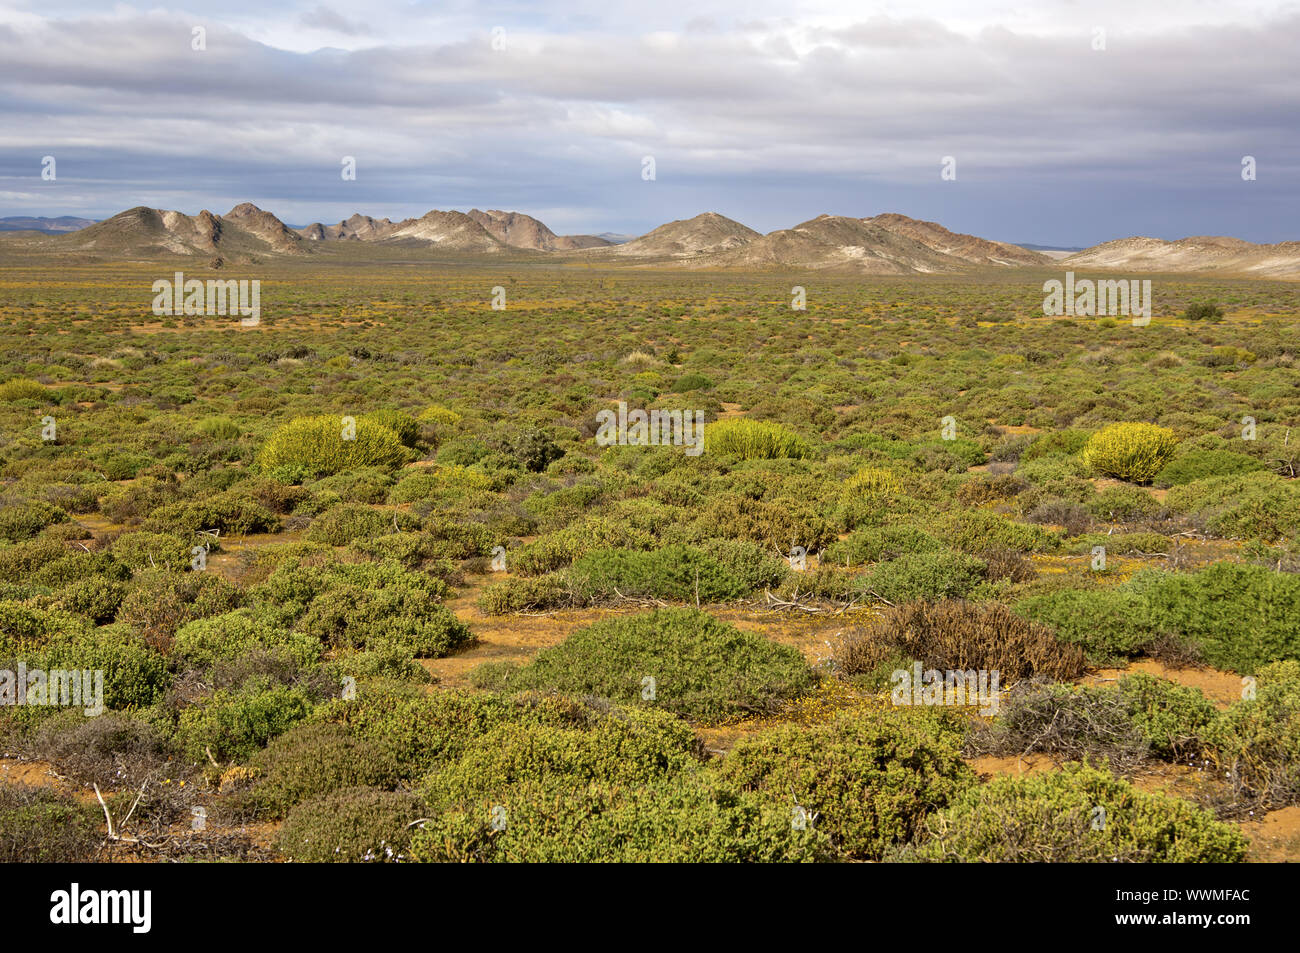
top-left (1, 261), bottom-right (1298, 863)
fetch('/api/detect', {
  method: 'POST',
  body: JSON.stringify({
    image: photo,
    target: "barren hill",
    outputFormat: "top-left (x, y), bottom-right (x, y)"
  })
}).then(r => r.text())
top-left (1062, 236), bottom-right (1300, 277)
top-left (61, 207), bottom-right (229, 259)
top-left (224, 203), bottom-right (304, 254)
top-left (867, 213), bottom-right (1049, 266)
top-left (467, 209), bottom-right (610, 251)
top-left (602, 212), bottom-right (761, 259)
top-left (707, 214), bottom-right (969, 274)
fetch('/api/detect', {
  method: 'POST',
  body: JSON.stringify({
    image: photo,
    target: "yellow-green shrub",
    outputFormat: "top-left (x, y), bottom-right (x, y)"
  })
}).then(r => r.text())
top-left (1082, 423), bottom-right (1178, 484)
top-left (0, 378), bottom-right (48, 402)
top-left (705, 419), bottom-right (812, 460)
top-left (843, 466), bottom-right (902, 497)
top-left (257, 415), bottom-right (413, 477)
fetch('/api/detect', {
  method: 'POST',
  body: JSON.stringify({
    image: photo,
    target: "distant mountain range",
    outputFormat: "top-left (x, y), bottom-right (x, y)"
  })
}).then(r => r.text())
top-left (0, 215), bottom-right (98, 233)
top-left (1, 205), bottom-right (1296, 276)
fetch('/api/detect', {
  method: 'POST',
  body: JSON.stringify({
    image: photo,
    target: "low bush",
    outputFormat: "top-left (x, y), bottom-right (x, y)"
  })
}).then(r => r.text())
top-left (1202, 661), bottom-right (1300, 807)
top-left (836, 600), bottom-right (1087, 684)
top-left (418, 706), bottom-right (701, 809)
top-left (825, 525), bottom-right (943, 566)
top-left (276, 786), bottom-right (426, 862)
top-left (408, 773), bottom-right (831, 863)
top-left (175, 680), bottom-right (317, 764)
top-left (1155, 450), bottom-right (1263, 487)
top-left (857, 551), bottom-right (987, 604)
top-left (472, 608), bottom-right (816, 722)
top-left (0, 785), bottom-right (102, 862)
top-left (0, 501), bottom-right (67, 543)
top-left (252, 558), bottom-right (469, 657)
top-left (173, 609), bottom-right (322, 671)
top-left (31, 712), bottom-right (173, 787)
top-left (306, 504), bottom-right (417, 546)
top-left (714, 710), bottom-right (974, 860)
top-left (909, 763), bottom-right (1248, 862)
top-left (248, 722), bottom-right (404, 817)
top-left (1015, 587), bottom-right (1156, 665)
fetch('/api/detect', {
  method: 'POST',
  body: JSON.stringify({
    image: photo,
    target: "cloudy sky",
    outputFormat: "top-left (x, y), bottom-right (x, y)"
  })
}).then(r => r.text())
top-left (1, 0), bottom-right (1297, 245)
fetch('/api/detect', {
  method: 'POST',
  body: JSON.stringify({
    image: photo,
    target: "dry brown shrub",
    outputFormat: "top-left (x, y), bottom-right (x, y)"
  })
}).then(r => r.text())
top-left (979, 547), bottom-right (1038, 583)
top-left (964, 678), bottom-right (1150, 771)
top-left (835, 599), bottom-right (1086, 684)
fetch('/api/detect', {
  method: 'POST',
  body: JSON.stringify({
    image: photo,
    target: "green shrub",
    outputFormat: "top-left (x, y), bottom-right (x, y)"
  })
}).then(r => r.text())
top-left (197, 417), bottom-right (242, 441)
top-left (0, 501), bottom-right (67, 543)
top-left (252, 558), bottom-right (469, 657)
top-left (316, 687), bottom-right (521, 774)
top-left (306, 503), bottom-right (417, 545)
top-left (360, 410), bottom-right (420, 448)
top-left (825, 526), bottom-right (945, 565)
top-left (1184, 300), bottom-right (1226, 322)
top-left (910, 763), bottom-right (1248, 862)
top-left (1168, 472), bottom-right (1300, 542)
top-left (1022, 429), bottom-right (1091, 461)
top-left (0, 785), bottom-right (101, 862)
top-left (511, 516), bottom-right (655, 575)
top-left (141, 495), bottom-right (279, 537)
top-left (670, 373), bottom-right (714, 392)
top-left (1117, 673), bottom-right (1216, 760)
top-left (477, 574), bottom-right (575, 614)
top-left (1082, 423), bottom-right (1178, 484)
top-left (1155, 450), bottom-right (1263, 487)
top-left (1203, 661), bottom-right (1300, 806)
top-left (567, 544), bottom-right (764, 603)
top-left (54, 574), bottom-right (127, 624)
top-left (858, 550), bottom-right (986, 604)
top-left (1015, 587), bottom-right (1153, 665)
top-left (43, 624), bottom-right (170, 710)
top-left (476, 608), bottom-right (816, 722)
top-left (176, 680), bottom-right (316, 764)
top-left (1089, 485), bottom-right (1160, 522)
top-left (705, 419), bottom-right (812, 460)
top-left (174, 609), bottom-right (322, 671)
top-left (409, 773), bottom-right (831, 863)
top-left (936, 508), bottom-right (1059, 554)
top-left (715, 710), bottom-right (974, 859)
top-left (257, 415), bottom-right (413, 477)
top-left (115, 570), bottom-right (244, 645)
top-left (1132, 563), bottom-right (1300, 673)
top-left (276, 787), bottom-right (426, 862)
top-left (109, 531), bottom-right (194, 573)
top-left (0, 600), bottom-right (89, 656)
top-left (248, 722), bottom-right (404, 817)
top-left (0, 378), bottom-right (49, 402)
top-left (418, 706), bottom-right (700, 809)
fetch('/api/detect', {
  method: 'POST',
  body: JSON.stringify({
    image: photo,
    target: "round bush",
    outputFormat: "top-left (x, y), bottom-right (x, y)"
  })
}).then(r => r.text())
top-left (276, 786), bottom-right (426, 862)
top-left (249, 722), bottom-right (404, 817)
top-left (715, 710), bottom-right (975, 859)
top-left (257, 415), bottom-right (413, 478)
top-left (1082, 423), bottom-right (1178, 484)
top-left (704, 419), bottom-right (812, 460)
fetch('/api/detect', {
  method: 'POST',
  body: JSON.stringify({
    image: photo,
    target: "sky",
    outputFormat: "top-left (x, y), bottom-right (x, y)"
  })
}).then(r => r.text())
top-left (1, 0), bottom-right (1297, 246)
